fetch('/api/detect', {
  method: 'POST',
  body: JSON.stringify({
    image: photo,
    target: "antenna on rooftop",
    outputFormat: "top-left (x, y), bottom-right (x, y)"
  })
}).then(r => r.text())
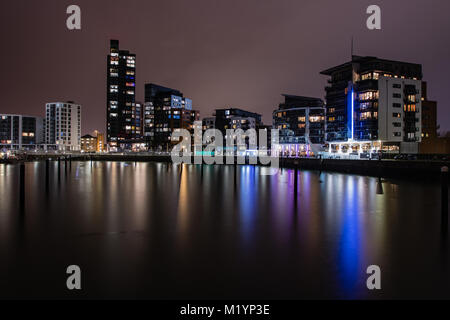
top-left (351, 36), bottom-right (354, 59)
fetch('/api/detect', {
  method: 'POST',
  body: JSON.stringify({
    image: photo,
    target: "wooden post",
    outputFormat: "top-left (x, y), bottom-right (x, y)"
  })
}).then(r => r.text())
top-left (57, 157), bottom-right (61, 182)
top-left (234, 163), bottom-right (237, 190)
top-left (376, 177), bottom-right (384, 195)
top-left (19, 163), bottom-right (25, 212)
top-left (294, 167), bottom-right (298, 209)
top-left (45, 159), bottom-right (50, 192)
top-left (442, 166), bottom-right (448, 234)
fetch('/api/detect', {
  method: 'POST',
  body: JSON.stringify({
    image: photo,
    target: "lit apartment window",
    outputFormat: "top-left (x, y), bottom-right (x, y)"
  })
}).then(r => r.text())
top-left (407, 95), bottom-right (416, 103)
top-left (404, 104), bottom-right (416, 112)
top-left (359, 91), bottom-right (379, 101)
top-left (309, 116), bottom-right (323, 122)
top-left (360, 112), bottom-right (372, 120)
top-left (361, 73), bottom-right (372, 81)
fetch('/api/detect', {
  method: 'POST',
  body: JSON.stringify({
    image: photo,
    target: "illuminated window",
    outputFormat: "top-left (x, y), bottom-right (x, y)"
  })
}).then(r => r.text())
top-left (361, 73), bottom-right (372, 81)
top-left (360, 112), bottom-right (372, 120)
top-left (359, 91), bottom-right (379, 101)
top-left (298, 116), bottom-right (306, 122)
top-left (309, 116), bottom-right (324, 122)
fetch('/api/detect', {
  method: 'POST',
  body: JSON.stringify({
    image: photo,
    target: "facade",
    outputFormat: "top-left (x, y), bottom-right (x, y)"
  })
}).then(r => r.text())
top-left (273, 95), bottom-right (325, 157)
top-left (321, 55), bottom-right (423, 155)
top-left (214, 108), bottom-right (262, 134)
top-left (0, 114), bottom-right (44, 150)
top-left (133, 102), bottom-right (143, 139)
top-left (81, 134), bottom-right (97, 153)
top-left (144, 83), bottom-right (198, 150)
top-left (106, 39), bottom-right (138, 150)
top-left (190, 110), bottom-right (200, 132)
top-left (45, 102), bottom-right (81, 151)
top-left (420, 82), bottom-right (437, 141)
top-left (96, 132), bottom-right (106, 152)
top-left (206, 108), bottom-right (263, 156)
top-left (202, 117), bottom-right (216, 130)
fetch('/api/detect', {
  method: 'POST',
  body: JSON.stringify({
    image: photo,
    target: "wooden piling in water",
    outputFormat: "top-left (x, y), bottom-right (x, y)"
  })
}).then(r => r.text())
top-left (442, 166), bottom-right (448, 234)
top-left (45, 159), bottom-right (50, 192)
top-left (57, 157), bottom-right (61, 182)
top-left (19, 163), bottom-right (25, 212)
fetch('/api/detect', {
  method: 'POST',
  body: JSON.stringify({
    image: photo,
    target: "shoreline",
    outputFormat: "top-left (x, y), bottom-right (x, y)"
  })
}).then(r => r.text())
top-left (2, 154), bottom-right (449, 182)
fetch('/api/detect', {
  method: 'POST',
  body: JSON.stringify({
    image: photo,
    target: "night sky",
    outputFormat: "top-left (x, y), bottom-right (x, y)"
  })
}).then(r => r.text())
top-left (1, 0), bottom-right (449, 135)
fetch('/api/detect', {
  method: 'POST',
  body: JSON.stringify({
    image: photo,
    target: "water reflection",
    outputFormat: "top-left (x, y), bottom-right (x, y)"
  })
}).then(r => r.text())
top-left (0, 161), bottom-right (447, 299)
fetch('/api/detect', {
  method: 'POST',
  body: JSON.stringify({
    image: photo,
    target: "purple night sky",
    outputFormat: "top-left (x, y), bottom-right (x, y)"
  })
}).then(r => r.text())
top-left (0, 0), bottom-right (449, 135)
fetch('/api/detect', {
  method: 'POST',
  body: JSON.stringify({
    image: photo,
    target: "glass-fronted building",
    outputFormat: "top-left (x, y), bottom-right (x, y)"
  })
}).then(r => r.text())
top-left (320, 55), bottom-right (423, 155)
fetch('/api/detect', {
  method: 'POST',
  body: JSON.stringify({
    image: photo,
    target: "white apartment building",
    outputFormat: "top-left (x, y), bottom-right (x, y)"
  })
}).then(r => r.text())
top-left (378, 77), bottom-right (422, 151)
top-left (45, 102), bottom-right (81, 151)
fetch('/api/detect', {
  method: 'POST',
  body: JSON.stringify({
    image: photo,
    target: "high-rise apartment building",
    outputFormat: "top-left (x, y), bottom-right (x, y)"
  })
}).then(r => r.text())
top-left (144, 83), bottom-right (198, 150)
top-left (45, 102), bottom-right (81, 151)
top-left (321, 55), bottom-right (423, 154)
top-left (107, 39), bottom-right (137, 150)
top-left (0, 114), bottom-right (44, 150)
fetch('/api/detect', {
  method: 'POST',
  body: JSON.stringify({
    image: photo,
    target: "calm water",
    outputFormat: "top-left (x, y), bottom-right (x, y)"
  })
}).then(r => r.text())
top-left (0, 161), bottom-right (448, 299)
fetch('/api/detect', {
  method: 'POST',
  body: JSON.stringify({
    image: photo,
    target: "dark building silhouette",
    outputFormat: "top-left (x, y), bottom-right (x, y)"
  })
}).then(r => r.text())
top-left (214, 108), bottom-right (262, 134)
top-left (0, 114), bottom-right (44, 150)
top-left (273, 95), bottom-right (325, 145)
top-left (421, 82), bottom-right (437, 140)
top-left (106, 39), bottom-right (138, 150)
top-left (144, 83), bottom-right (198, 150)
